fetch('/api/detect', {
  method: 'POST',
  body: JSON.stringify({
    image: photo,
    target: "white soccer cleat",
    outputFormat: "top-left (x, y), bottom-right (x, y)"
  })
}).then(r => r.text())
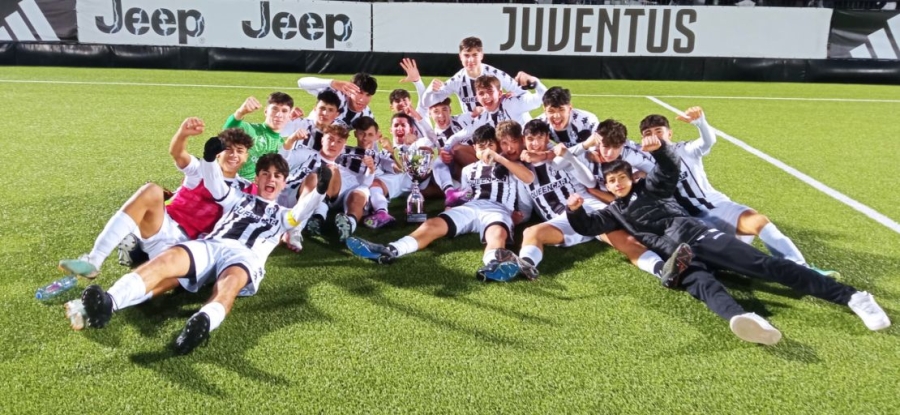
top-left (64, 299), bottom-right (86, 331)
top-left (283, 227), bottom-right (304, 252)
top-left (848, 291), bottom-right (891, 331)
top-left (729, 312), bottom-right (782, 345)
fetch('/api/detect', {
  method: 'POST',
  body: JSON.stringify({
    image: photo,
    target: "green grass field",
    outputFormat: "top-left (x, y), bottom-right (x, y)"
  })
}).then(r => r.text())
top-left (1, 66), bottom-right (898, 414)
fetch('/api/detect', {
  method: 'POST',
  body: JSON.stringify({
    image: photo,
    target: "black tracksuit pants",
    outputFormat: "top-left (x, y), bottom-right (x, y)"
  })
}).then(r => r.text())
top-left (678, 229), bottom-right (858, 320)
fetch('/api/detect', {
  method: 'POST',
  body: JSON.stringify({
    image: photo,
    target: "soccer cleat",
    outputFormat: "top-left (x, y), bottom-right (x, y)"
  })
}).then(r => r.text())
top-left (316, 164), bottom-right (333, 194)
top-left (173, 312), bottom-right (211, 355)
top-left (729, 312), bottom-right (782, 345)
top-left (848, 291), bottom-right (891, 331)
top-left (495, 249), bottom-right (539, 280)
top-left (346, 237), bottom-right (396, 264)
top-left (334, 213), bottom-right (354, 242)
top-left (362, 210), bottom-right (396, 229)
top-left (283, 227), bottom-right (304, 252)
top-left (116, 233), bottom-right (148, 268)
top-left (305, 214), bottom-right (325, 236)
top-left (81, 285), bottom-right (114, 329)
top-left (444, 188), bottom-right (469, 208)
top-left (810, 265), bottom-right (841, 279)
top-left (476, 259), bottom-right (520, 282)
top-left (660, 243), bottom-right (694, 289)
top-left (64, 299), bottom-right (87, 331)
top-left (58, 255), bottom-right (99, 279)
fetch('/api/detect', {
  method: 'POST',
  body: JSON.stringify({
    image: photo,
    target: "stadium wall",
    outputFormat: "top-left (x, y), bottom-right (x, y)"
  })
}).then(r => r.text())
top-left (1, 0), bottom-right (898, 84)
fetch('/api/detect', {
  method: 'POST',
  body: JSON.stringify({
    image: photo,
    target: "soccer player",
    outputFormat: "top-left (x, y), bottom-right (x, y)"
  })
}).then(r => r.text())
top-left (224, 92), bottom-right (294, 180)
top-left (429, 97), bottom-right (475, 207)
top-left (421, 36), bottom-right (525, 113)
top-left (503, 119), bottom-right (670, 281)
top-left (569, 119), bottom-right (656, 204)
top-left (565, 135), bottom-right (890, 345)
top-left (638, 107), bottom-right (836, 276)
top-left (346, 124), bottom-right (535, 281)
top-left (77, 145), bottom-right (334, 355)
top-left (280, 90), bottom-right (343, 151)
top-left (59, 118), bottom-right (253, 283)
top-left (297, 72), bottom-right (377, 126)
top-left (537, 86), bottom-right (600, 147)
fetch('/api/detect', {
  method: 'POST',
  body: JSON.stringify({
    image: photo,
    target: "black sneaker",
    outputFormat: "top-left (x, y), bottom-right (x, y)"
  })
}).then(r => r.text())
top-left (305, 214), bottom-right (325, 236)
top-left (81, 285), bottom-right (114, 328)
top-left (173, 312), bottom-right (211, 355)
top-left (660, 243), bottom-right (693, 289)
top-left (495, 249), bottom-right (539, 280)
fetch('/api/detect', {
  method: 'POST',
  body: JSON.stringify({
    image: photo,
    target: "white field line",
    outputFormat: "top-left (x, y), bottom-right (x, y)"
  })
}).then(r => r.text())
top-left (1, 79), bottom-right (899, 103)
top-left (647, 95), bottom-right (900, 235)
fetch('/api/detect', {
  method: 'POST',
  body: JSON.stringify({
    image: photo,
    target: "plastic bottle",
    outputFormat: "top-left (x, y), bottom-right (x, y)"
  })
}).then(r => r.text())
top-left (35, 275), bottom-right (78, 301)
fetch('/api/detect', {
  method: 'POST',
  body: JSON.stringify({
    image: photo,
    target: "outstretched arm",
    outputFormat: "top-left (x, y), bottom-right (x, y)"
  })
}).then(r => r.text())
top-left (551, 144), bottom-right (597, 188)
top-left (170, 117), bottom-right (205, 170)
top-left (680, 107), bottom-right (716, 156)
top-left (481, 149), bottom-right (534, 185)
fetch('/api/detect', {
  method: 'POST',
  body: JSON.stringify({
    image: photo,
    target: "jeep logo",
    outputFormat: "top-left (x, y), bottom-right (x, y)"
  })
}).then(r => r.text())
top-left (95, 0), bottom-right (204, 45)
top-left (242, 1), bottom-right (352, 49)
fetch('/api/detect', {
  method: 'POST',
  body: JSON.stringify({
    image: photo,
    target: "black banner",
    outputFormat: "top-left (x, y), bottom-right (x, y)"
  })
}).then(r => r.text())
top-left (828, 10), bottom-right (900, 59)
top-left (0, 0), bottom-right (76, 42)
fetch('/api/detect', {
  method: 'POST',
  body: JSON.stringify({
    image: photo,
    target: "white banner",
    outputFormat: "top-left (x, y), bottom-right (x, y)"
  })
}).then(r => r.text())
top-left (372, 4), bottom-right (831, 59)
top-left (76, 0), bottom-right (370, 51)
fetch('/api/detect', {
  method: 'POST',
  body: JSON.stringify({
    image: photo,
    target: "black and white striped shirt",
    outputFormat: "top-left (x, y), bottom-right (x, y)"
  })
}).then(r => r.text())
top-left (527, 162), bottom-right (585, 221)
top-left (277, 146), bottom-right (323, 207)
top-left (537, 108), bottom-right (599, 147)
top-left (460, 161), bottom-right (520, 212)
top-left (587, 141), bottom-right (656, 192)
top-left (422, 64), bottom-right (524, 113)
top-left (444, 84), bottom-right (546, 148)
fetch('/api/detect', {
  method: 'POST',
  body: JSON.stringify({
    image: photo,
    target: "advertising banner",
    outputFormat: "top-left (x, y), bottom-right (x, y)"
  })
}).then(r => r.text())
top-left (372, 4), bottom-right (831, 59)
top-left (1, 0), bottom-right (76, 42)
top-left (828, 10), bottom-right (900, 59)
top-left (76, 0), bottom-right (370, 52)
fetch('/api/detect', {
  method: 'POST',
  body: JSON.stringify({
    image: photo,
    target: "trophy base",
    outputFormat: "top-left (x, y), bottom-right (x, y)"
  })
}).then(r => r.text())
top-left (406, 213), bottom-right (427, 223)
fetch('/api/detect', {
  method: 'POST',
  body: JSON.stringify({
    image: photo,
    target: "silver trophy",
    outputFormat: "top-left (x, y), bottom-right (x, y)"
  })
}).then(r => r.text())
top-left (397, 147), bottom-right (436, 223)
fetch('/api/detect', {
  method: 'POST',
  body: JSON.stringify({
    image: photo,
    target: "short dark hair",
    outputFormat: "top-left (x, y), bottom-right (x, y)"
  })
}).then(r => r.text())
top-left (459, 36), bottom-right (483, 52)
top-left (596, 119), bottom-right (627, 148)
top-left (430, 97), bottom-right (452, 109)
top-left (256, 153), bottom-right (289, 177)
top-left (351, 116), bottom-right (379, 132)
top-left (601, 159), bottom-right (633, 182)
top-left (317, 90), bottom-right (341, 109)
top-left (218, 128), bottom-right (254, 150)
top-left (389, 89), bottom-right (410, 104)
top-left (639, 114), bottom-right (670, 133)
top-left (474, 75), bottom-right (500, 92)
top-left (472, 124), bottom-right (497, 146)
top-left (324, 123), bottom-right (350, 140)
top-left (542, 87), bottom-right (571, 108)
top-left (391, 112), bottom-right (417, 128)
top-left (522, 119), bottom-right (551, 138)
top-left (268, 92), bottom-right (294, 108)
top-left (352, 73), bottom-right (378, 96)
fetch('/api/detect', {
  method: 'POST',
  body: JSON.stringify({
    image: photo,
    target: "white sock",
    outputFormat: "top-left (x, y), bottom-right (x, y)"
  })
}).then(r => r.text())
top-left (519, 245), bottom-right (543, 267)
top-left (107, 272), bottom-right (151, 311)
top-left (370, 187), bottom-right (388, 212)
top-left (433, 160), bottom-right (453, 191)
top-left (198, 302), bottom-right (226, 332)
top-left (738, 234), bottom-right (756, 244)
top-left (314, 201), bottom-right (329, 218)
top-left (390, 236), bottom-right (419, 257)
top-left (88, 211), bottom-right (138, 269)
top-left (637, 250), bottom-right (665, 278)
top-left (483, 249), bottom-right (497, 265)
top-left (759, 222), bottom-right (807, 266)
top-left (348, 215), bottom-right (358, 233)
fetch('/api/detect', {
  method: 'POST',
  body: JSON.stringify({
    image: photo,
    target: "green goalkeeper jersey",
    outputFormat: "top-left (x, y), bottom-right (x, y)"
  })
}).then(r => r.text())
top-left (224, 115), bottom-right (285, 180)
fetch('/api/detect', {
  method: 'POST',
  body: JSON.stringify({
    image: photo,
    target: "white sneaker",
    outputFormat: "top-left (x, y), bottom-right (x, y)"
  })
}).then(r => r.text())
top-left (729, 312), bottom-right (782, 345)
top-left (283, 227), bottom-right (304, 252)
top-left (64, 299), bottom-right (86, 331)
top-left (848, 291), bottom-right (891, 331)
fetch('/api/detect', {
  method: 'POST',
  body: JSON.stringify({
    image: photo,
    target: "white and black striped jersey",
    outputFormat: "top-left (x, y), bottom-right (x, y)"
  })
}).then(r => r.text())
top-left (297, 77), bottom-right (374, 127)
top-left (276, 146), bottom-right (324, 207)
top-left (444, 83), bottom-right (547, 148)
top-left (583, 141), bottom-right (656, 192)
top-left (338, 146), bottom-right (394, 176)
top-left (537, 108), bottom-right (599, 147)
top-left (422, 64), bottom-right (525, 113)
top-left (433, 113), bottom-right (475, 148)
top-left (279, 119), bottom-right (349, 151)
top-left (200, 160), bottom-right (323, 267)
top-left (526, 162), bottom-right (588, 221)
top-left (460, 161), bottom-right (522, 212)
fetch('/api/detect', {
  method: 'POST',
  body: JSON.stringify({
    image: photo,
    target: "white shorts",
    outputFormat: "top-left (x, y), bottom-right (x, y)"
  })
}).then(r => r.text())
top-left (545, 196), bottom-right (608, 247)
top-left (439, 199), bottom-right (513, 244)
top-left (175, 239), bottom-right (265, 297)
top-left (697, 200), bottom-right (750, 235)
top-left (139, 213), bottom-right (189, 259)
top-left (375, 172), bottom-right (431, 199)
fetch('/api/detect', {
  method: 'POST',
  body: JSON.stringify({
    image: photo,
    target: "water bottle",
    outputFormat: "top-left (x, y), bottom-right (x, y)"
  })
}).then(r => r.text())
top-left (35, 275), bottom-right (78, 301)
